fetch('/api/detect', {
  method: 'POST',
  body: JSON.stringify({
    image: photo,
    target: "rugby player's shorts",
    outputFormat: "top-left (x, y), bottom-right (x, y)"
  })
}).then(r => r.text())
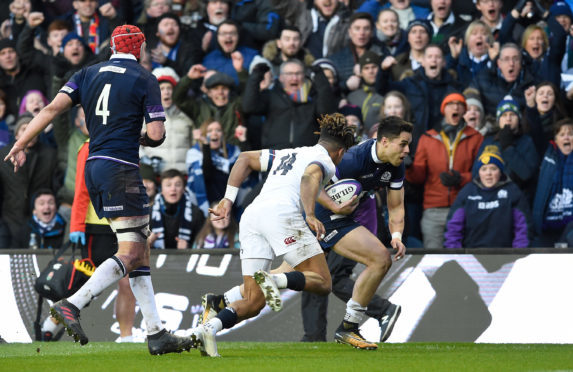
top-left (239, 203), bottom-right (323, 275)
top-left (85, 159), bottom-right (150, 219)
top-left (317, 214), bottom-right (361, 251)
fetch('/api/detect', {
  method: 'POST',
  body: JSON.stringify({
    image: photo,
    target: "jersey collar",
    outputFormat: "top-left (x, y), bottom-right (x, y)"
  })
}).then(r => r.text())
top-left (110, 53), bottom-right (137, 61)
top-left (371, 140), bottom-right (383, 164)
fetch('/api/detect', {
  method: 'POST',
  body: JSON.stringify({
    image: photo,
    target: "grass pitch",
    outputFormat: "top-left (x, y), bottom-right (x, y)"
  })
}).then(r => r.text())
top-left (1, 342), bottom-right (572, 371)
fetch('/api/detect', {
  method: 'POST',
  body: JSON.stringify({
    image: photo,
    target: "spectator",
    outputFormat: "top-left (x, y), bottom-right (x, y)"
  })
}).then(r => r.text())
top-left (43, 20), bottom-right (72, 57)
top-left (374, 9), bottom-right (409, 57)
top-left (553, 1), bottom-right (573, 72)
top-left (346, 50), bottom-right (384, 131)
top-left (426, 0), bottom-right (469, 47)
top-left (329, 12), bottom-right (383, 93)
top-left (173, 65), bottom-right (243, 146)
top-left (231, 0), bottom-right (281, 51)
top-left (149, 13), bottom-right (203, 77)
top-left (473, 96), bottom-right (539, 201)
top-left (22, 189), bottom-right (66, 249)
top-left (463, 88), bottom-right (493, 136)
top-left (470, 43), bottom-right (538, 117)
top-left (140, 162), bottom-right (158, 203)
top-left (262, 26), bottom-right (315, 77)
top-left (0, 114), bottom-right (58, 247)
top-left (297, 0), bottom-right (351, 58)
top-left (358, 0), bottom-right (430, 30)
top-left (193, 0), bottom-right (232, 54)
top-left (532, 118), bottom-right (573, 247)
top-left (524, 81), bottom-right (569, 158)
top-left (136, 0), bottom-right (172, 44)
top-left (193, 201), bottom-right (239, 249)
top-left (141, 66), bottom-right (193, 174)
top-left (388, 19), bottom-right (433, 81)
top-left (0, 90), bottom-right (12, 149)
top-left (475, 0), bottom-right (504, 39)
top-left (242, 59), bottom-right (336, 149)
top-left (444, 148), bottom-right (531, 248)
top-left (202, 19), bottom-right (258, 86)
top-left (377, 44), bottom-right (463, 153)
top-left (446, 19), bottom-right (496, 88)
top-left (338, 104), bottom-right (366, 142)
top-left (0, 0), bottom-right (31, 42)
top-left (149, 169), bottom-right (205, 249)
top-left (380, 90), bottom-right (412, 122)
top-left (311, 58), bottom-right (343, 106)
top-left (19, 90), bottom-right (56, 148)
top-left (406, 92), bottom-right (483, 248)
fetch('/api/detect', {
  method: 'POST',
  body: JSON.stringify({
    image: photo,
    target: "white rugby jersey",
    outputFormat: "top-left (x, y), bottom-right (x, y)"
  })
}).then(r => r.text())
top-left (252, 144), bottom-right (335, 216)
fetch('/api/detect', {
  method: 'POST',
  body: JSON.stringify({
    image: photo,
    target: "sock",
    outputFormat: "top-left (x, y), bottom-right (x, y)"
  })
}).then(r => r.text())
top-left (215, 307), bottom-right (238, 330)
top-left (68, 257), bottom-right (125, 309)
top-left (284, 271), bottom-right (305, 291)
top-left (129, 267), bottom-right (163, 336)
top-left (119, 335), bottom-right (134, 343)
top-left (344, 298), bottom-right (367, 324)
top-left (41, 316), bottom-right (58, 333)
top-left (223, 286), bottom-right (242, 305)
top-left (270, 273), bottom-right (288, 289)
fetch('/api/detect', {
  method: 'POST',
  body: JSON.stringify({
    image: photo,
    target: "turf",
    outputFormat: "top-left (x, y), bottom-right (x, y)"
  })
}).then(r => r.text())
top-left (1, 342), bottom-right (572, 371)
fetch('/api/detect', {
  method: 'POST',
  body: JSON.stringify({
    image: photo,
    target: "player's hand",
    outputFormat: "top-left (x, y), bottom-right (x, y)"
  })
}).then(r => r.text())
top-left (4, 144), bottom-right (26, 173)
top-left (334, 195), bottom-right (359, 215)
top-left (209, 198), bottom-right (232, 221)
top-left (69, 231), bottom-right (86, 245)
top-left (390, 238), bottom-right (406, 261)
top-left (305, 214), bottom-right (326, 240)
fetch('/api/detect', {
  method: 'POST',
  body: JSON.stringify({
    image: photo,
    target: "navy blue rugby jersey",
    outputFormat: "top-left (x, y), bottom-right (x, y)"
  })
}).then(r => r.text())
top-left (59, 54), bottom-right (165, 165)
top-left (316, 138), bottom-right (404, 218)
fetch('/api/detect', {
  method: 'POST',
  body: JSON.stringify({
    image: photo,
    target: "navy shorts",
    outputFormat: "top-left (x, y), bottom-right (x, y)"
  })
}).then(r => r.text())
top-left (85, 159), bottom-right (150, 219)
top-left (318, 215), bottom-right (360, 251)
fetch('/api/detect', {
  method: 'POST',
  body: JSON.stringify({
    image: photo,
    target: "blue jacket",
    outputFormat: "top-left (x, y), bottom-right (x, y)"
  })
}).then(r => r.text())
top-left (446, 47), bottom-right (492, 89)
top-left (445, 176), bottom-right (531, 248)
top-left (203, 46), bottom-right (258, 86)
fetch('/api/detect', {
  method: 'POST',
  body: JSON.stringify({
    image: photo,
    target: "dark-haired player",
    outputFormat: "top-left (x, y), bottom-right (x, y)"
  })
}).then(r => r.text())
top-left (193, 113), bottom-right (355, 357)
top-left (4, 25), bottom-right (197, 355)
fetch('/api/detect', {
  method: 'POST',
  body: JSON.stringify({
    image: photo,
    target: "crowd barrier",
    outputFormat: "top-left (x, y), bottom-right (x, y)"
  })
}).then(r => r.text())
top-left (2, 249), bottom-right (572, 344)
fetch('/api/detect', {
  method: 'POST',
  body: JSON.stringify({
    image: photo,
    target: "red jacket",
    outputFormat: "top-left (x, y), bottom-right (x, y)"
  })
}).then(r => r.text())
top-left (406, 126), bottom-right (483, 209)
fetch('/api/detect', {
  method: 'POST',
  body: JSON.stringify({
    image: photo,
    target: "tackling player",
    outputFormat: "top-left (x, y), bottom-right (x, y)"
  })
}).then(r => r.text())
top-left (4, 25), bottom-right (197, 355)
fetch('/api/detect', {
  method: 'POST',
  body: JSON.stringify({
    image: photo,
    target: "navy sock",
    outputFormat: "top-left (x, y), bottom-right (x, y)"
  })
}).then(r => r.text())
top-left (129, 266), bottom-right (150, 278)
top-left (285, 271), bottom-right (306, 291)
top-left (216, 307), bottom-right (238, 329)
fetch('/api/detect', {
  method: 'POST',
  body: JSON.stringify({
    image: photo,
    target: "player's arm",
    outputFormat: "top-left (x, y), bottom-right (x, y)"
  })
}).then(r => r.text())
top-left (301, 163), bottom-right (326, 239)
top-left (386, 187), bottom-right (406, 260)
top-left (140, 120), bottom-right (166, 147)
top-left (209, 150), bottom-right (262, 219)
top-left (317, 189), bottom-right (358, 215)
top-left (4, 93), bottom-right (72, 172)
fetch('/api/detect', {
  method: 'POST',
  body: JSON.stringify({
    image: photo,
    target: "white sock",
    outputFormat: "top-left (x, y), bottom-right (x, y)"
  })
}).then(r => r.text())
top-left (223, 286), bottom-right (243, 305)
top-left (206, 317), bottom-right (223, 333)
top-left (68, 258), bottom-right (125, 309)
top-left (270, 273), bottom-right (288, 289)
top-left (344, 298), bottom-right (367, 324)
top-left (129, 275), bottom-right (163, 336)
top-left (120, 335), bottom-right (134, 343)
top-left (41, 316), bottom-right (58, 333)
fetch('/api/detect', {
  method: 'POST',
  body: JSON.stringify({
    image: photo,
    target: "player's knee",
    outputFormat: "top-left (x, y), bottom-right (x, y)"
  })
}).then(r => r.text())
top-left (369, 247), bottom-right (392, 272)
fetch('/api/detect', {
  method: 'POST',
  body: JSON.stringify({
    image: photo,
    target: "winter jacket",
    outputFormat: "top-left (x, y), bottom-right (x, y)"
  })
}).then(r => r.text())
top-left (231, 0), bottom-right (281, 51)
top-left (357, 1), bottom-right (430, 24)
top-left (202, 45), bottom-right (259, 86)
top-left (346, 84), bottom-right (384, 132)
top-left (22, 213), bottom-right (67, 249)
top-left (446, 47), bottom-right (492, 89)
top-left (444, 175), bottom-right (531, 248)
top-left (406, 124), bottom-right (483, 209)
top-left (141, 105), bottom-right (193, 174)
top-left (262, 40), bottom-right (315, 77)
top-left (297, 6), bottom-right (350, 58)
top-left (242, 66), bottom-right (337, 149)
top-left (329, 44), bottom-right (383, 92)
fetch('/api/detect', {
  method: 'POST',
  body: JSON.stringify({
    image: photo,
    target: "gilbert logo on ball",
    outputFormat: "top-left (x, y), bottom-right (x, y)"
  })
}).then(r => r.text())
top-left (325, 179), bottom-right (362, 205)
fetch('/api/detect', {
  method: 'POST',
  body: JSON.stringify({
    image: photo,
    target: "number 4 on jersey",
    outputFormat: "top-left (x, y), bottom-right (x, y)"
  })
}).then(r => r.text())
top-left (96, 84), bottom-right (111, 125)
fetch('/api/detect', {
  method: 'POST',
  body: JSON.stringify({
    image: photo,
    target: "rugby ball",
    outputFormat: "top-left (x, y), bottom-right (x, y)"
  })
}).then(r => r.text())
top-left (325, 179), bottom-right (362, 205)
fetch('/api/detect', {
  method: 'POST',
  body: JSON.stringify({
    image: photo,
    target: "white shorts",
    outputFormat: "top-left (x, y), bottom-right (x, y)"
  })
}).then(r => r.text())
top-left (239, 203), bottom-right (324, 269)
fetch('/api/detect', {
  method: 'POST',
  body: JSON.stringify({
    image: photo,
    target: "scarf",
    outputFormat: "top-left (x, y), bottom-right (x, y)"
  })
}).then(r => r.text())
top-left (392, 7), bottom-right (415, 30)
top-left (287, 80), bottom-right (311, 103)
top-left (74, 13), bottom-right (99, 54)
top-left (30, 214), bottom-right (66, 248)
top-left (150, 188), bottom-right (197, 249)
top-left (544, 151), bottom-right (573, 230)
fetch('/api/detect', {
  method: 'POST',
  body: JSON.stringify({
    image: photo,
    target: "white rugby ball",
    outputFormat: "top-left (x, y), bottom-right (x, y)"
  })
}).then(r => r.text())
top-left (325, 179), bottom-right (362, 205)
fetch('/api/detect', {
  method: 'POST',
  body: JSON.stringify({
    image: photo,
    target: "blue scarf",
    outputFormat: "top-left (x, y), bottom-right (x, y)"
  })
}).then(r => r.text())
top-left (150, 188), bottom-right (197, 249)
top-left (544, 151), bottom-right (573, 230)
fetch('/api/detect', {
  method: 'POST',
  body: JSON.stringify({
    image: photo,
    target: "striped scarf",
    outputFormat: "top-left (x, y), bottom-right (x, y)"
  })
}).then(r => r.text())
top-left (74, 13), bottom-right (99, 54)
top-left (150, 188), bottom-right (197, 249)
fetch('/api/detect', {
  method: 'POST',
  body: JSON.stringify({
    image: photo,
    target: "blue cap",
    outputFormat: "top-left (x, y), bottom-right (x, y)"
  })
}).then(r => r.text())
top-left (550, 1), bottom-right (573, 19)
top-left (496, 95), bottom-right (520, 120)
top-left (60, 32), bottom-right (88, 52)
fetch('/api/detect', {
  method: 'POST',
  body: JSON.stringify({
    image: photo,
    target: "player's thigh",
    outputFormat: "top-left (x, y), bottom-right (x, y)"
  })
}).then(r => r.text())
top-left (333, 226), bottom-right (389, 266)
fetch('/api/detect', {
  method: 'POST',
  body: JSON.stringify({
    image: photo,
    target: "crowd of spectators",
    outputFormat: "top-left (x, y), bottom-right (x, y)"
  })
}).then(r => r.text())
top-left (2, 0), bottom-right (573, 249)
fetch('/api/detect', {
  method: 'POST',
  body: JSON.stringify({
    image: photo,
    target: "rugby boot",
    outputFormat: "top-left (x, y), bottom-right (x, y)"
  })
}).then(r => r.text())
top-left (50, 300), bottom-right (89, 345)
top-left (334, 321), bottom-right (378, 350)
top-left (200, 293), bottom-right (226, 324)
top-left (254, 270), bottom-right (282, 311)
top-left (147, 328), bottom-right (200, 355)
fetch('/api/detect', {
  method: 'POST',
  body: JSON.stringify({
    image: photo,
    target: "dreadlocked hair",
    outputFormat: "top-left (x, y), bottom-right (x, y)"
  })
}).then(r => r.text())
top-left (317, 113), bottom-right (355, 150)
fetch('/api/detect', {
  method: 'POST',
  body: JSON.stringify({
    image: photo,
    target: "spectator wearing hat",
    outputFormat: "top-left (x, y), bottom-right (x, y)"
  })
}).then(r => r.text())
top-left (174, 64), bottom-right (244, 147)
top-left (473, 95), bottom-right (539, 201)
top-left (346, 50), bottom-right (384, 132)
top-left (149, 13), bottom-right (203, 77)
top-left (329, 12), bottom-right (383, 93)
top-left (463, 88), bottom-right (489, 135)
top-left (374, 9), bottom-right (409, 57)
top-left (242, 58), bottom-right (336, 149)
top-left (446, 19), bottom-right (496, 88)
top-left (532, 118), bottom-right (573, 247)
top-left (406, 92), bottom-right (483, 248)
top-left (377, 43), bottom-right (463, 154)
top-left (262, 26), bottom-right (315, 77)
top-left (358, 0), bottom-right (430, 30)
top-left (0, 114), bottom-right (58, 247)
top-left (552, 1), bottom-right (573, 72)
top-left (296, 0), bottom-right (351, 59)
top-left (426, 0), bottom-right (469, 47)
top-left (387, 19), bottom-right (433, 81)
top-left (231, 0), bottom-right (281, 51)
top-left (141, 66), bottom-right (193, 174)
top-left (445, 148), bottom-right (531, 248)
